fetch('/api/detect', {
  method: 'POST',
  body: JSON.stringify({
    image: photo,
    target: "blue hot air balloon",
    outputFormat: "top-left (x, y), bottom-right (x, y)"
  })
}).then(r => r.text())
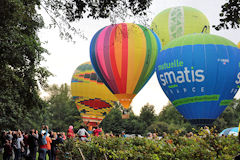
top-left (155, 33), bottom-right (240, 125)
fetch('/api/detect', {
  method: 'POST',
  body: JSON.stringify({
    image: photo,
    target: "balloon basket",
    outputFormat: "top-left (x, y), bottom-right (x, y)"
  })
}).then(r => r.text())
top-left (122, 108), bottom-right (130, 119)
top-left (122, 113), bottom-right (130, 119)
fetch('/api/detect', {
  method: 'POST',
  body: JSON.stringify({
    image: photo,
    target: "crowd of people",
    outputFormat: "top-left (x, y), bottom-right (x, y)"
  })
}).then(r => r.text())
top-left (0, 125), bottom-right (104, 160)
top-left (0, 125), bottom-right (66, 160)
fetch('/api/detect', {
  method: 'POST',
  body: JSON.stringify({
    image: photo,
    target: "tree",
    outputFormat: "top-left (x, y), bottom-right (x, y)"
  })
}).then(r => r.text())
top-left (213, 0), bottom-right (240, 30)
top-left (41, 0), bottom-right (239, 41)
top-left (0, 0), bottom-right (51, 130)
top-left (213, 99), bottom-right (240, 131)
top-left (139, 103), bottom-right (156, 126)
top-left (40, 0), bottom-right (153, 41)
top-left (100, 103), bottom-right (125, 134)
top-left (43, 0), bottom-right (152, 21)
top-left (46, 84), bottom-right (80, 131)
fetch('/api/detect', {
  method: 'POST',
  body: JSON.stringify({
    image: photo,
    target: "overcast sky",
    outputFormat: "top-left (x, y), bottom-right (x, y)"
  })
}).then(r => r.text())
top-left (38, 0), bottom-right (240, 115)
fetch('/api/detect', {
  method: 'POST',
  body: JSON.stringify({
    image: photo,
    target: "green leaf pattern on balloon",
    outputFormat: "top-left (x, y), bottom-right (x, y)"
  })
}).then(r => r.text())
top-left (169, 7), bottom-right (184, 40)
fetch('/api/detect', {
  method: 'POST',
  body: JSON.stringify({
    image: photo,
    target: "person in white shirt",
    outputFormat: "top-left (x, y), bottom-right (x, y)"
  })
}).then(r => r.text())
top-left (77, 126), bottom-right (90, 142)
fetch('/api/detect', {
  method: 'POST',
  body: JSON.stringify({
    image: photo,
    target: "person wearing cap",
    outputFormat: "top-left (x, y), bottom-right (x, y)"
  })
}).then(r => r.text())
top-left (121, 131), bottom-right (126, 138)
top-left (38, 125), bottom-right (48, 160)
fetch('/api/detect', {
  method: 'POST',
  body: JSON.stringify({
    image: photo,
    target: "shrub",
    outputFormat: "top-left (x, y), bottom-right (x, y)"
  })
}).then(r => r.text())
top-left (57, 129), bottom-right (240, 160)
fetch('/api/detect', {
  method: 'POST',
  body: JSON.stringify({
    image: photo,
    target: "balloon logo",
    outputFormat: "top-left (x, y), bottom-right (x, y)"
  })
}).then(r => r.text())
top-left (156, 33), bottom-right (240, 125)
top-left (90, 23), bottom-right (161, 111)
top-left (71, 62), bottom-right (118, 128)
top-left (151, 6), bottom-right (210, 47)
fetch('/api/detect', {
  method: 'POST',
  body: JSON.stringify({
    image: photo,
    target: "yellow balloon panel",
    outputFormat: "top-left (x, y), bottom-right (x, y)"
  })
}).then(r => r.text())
top-left (71, 62), bottom-right (118, 126)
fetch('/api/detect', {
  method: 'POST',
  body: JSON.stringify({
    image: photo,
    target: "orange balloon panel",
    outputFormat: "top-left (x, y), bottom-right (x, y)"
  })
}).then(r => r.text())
top-left (71, 62), bottom-right (118, 126)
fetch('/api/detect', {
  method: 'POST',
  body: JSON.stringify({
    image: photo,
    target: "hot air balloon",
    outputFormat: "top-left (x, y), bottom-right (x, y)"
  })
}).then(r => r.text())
top-left (151, 6), bottom-right (210, 47)
top-left (71, 62), bottom-right (118, 130)
top-left (237, 41), bottom-right (240, 49)
top-left (155, 33), bottom-right (240, 125)
top-left (90, 23), bottom-right (161, 115)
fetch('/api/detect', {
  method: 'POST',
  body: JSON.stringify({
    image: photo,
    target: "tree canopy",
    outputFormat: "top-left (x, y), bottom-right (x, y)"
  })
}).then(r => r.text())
top-left (0, 0), bottom-right (51, 129)
top-left (213, 0), bottom-right (240, 30)
top-left (41, 0), bottom-right (240, 38)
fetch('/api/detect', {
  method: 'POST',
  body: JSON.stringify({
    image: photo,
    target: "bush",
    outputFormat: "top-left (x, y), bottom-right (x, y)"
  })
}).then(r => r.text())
top-left (57, 129), bottom-right (240, 160)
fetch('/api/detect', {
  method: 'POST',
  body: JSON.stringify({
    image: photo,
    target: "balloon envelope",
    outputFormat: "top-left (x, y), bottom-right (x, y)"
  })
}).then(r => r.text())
top-left (155, 33), bottom-right (240, 125)
top-left (237, 41), bottom-right (240, 49)
top-left (219, 127), bottom-right (239, 137)
top-left (71, 62), bottom-right (118, 127)
top-left (90, 23), bottom-right (161, 110)
top-left (151, 6), bottom-right (210, 47)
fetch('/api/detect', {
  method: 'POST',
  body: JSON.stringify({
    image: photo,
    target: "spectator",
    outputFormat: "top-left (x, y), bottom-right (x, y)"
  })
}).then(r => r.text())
top-left (23, 132), bottom-right (29, 158)
top-left (3, 140), bottom-right (12, 160)
top-left (67, 126), bottom-right (75, 138)
top-left (28, 129), bottom-right (38, 160)
top-left (50, 132), bottom-right (58, 160)
top-left (121, 131), bottom-right (126, 138)
top-left (77, 126), bottom-right (90, 142)
top-left (1, 131), bottom-right (7, 150)
top-left (93, 127), bottom-right (102, 137)
top-left (38, 125), bottom-right (48, 160)
top-left (147, 132), bottom-right (153, 139)
top-left (61, 132), bottom-right (66, 141)
top-left (46, 134), bottom-right (52, 160)
top-left (6, 131), bottom-right (13, 143)
top-left (56, 134), bottom-right (64, 144)
top-left (12, 130), bottom-right (23, 160)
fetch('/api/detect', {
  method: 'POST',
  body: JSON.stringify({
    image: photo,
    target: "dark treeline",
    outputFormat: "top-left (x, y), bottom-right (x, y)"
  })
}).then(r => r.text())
top-left (2, 84), bottom-right (239, 136)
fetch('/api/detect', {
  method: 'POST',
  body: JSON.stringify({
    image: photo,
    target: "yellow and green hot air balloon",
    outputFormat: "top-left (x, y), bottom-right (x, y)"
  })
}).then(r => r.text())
top-left (71, 62), bottom-right (118, 130)
top-left (151, 6), bottom-right (210, 47)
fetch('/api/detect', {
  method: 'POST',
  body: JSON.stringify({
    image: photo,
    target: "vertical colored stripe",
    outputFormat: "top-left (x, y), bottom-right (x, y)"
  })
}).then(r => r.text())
top-left (134, 25), bottom-right (160, 94)
top-left (90, 28), bottom-right (113, 92)
top-left (115, 25), bottom-right (123, 78)
top-left (126, 24), bottom-right (146, 93)
top-left (121, 23), bottom-right (128, 93)
top-left (96, 27), bottom-right (109, 80)
top-left (103, 25), bottom-right (119, 93)
top-left (109, 24), bottom-right (122, 93)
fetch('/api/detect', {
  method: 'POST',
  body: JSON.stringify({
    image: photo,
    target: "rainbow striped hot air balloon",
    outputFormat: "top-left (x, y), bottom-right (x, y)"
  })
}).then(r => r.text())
top-left (71, 62), bottom-right (118, 129)
top-left (90, 23), bottom-right (161, 112)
